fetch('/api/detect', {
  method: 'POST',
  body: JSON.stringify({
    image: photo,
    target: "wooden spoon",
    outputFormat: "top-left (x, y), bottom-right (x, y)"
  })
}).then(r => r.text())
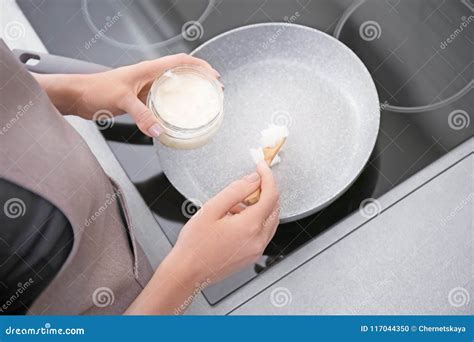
top-left (243, 137), bottom-right (286, 206)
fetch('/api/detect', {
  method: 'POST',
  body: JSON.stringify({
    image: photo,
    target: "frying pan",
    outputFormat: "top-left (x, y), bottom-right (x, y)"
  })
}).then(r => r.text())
top-left (13, 23), bottom-right (380, 223)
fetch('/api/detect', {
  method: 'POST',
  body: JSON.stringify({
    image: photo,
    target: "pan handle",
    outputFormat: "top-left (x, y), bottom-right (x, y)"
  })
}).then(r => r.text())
top-left (12, 49), bottom-right (110, 74)
top-left (12, 49), bottom-right (152, 145)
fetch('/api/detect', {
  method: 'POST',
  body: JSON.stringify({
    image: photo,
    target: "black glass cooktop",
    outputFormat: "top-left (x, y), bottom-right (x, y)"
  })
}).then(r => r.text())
top-left (19, 0), bottom-right (473, 304)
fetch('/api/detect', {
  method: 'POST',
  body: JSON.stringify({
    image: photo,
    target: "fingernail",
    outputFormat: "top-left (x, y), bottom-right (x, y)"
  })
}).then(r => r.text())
top-left (214, 69), bottom-right (221, 78)
top-left (217, 80), bottom-right (225, 89)
top-left (148, 123), bottom-right (163, 137)
top-left (244, 172), bottom-right (260, 182)
top-left (238, 203), bottom-right (247, 210)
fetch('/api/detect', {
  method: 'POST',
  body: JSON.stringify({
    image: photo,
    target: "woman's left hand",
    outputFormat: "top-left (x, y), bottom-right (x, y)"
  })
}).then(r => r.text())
top-left (35, 53), bottom-right (221, 137)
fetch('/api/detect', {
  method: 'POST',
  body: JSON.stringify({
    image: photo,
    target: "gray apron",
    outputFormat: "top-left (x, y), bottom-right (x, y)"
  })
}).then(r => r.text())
top-left (0, 40), bottom-right (153, 315)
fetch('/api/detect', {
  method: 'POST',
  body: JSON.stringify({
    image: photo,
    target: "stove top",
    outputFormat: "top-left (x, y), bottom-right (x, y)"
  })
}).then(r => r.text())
top-left (19, 0), bottom-right (473, 304)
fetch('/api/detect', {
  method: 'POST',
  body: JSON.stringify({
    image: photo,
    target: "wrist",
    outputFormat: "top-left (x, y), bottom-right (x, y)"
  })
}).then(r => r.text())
top-left (34, 73), bottom-right (90, 115)
top-left (126, 248), bottom-right (208, 315)
top-left (157, 247), bottom-right (204, 288)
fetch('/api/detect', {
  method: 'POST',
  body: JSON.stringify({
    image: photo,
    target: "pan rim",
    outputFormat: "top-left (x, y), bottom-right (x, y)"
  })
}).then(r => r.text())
top-left (181, 22), bottom-right (380, 223)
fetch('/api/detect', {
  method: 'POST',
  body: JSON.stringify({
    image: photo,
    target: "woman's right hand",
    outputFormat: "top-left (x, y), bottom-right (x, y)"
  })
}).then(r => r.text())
top-left (169, 161), bottom-right (280, 284)
top-left (125, 161), bottom-right (279, 315)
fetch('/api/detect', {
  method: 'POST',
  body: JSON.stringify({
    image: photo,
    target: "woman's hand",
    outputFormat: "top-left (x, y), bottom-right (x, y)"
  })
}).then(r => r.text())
top-left (126, 162), bottom-right (280, 315)
top-left (171, 161), bottom-right (280, 284)
top-left (34, 53), bottom-right (221, 137)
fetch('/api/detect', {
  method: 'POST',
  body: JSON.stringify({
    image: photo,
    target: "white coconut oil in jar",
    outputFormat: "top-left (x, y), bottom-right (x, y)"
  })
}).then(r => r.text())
top-left (147, 65), bottom-right (224, 149)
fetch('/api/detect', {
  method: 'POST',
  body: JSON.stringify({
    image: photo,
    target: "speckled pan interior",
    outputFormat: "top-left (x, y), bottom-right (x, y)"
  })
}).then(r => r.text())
top-left (155, 23), bottom-right (380, 223)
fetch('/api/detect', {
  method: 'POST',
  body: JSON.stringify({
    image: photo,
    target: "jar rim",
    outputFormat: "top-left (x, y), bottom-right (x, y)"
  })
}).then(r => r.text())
top-left (147, 64), bottom-right (224, 138)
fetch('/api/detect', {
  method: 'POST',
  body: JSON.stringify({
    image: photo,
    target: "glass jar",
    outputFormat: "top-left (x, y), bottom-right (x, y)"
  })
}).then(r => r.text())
top-left (147, 65), bottom-right (224, 149)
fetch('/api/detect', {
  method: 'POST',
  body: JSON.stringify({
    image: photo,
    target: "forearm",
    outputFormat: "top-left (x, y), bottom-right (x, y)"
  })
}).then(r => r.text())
top-left (125, 249), bottom-right (203, 315)
top-left (34, 73), bottom-right (88, 115)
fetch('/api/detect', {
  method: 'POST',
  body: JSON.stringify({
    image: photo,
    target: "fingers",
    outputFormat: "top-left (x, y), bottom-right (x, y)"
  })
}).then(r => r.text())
top-left (245, 161), bottom-right (279, 221)
top-left (228, 203), bottom-right (247, 215)
top-left (120, 53), bottom-right (221, 138)
top-left (204, 172), bottom-right (261, 219)
top-left (119, 93), bottom-right (163, 137)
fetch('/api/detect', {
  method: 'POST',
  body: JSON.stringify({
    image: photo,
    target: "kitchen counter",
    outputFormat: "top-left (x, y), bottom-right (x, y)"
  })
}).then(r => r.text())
top-left (233, 146), bottom-right (473, 315)
top-left (1, 0), bottom-right (472, 315)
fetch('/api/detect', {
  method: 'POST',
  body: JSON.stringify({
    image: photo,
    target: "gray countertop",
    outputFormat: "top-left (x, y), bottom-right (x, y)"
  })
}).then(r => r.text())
top-left (1, 0), bottom-right (472, 315)
top-left (233, 147), bottom-right (473, 315)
